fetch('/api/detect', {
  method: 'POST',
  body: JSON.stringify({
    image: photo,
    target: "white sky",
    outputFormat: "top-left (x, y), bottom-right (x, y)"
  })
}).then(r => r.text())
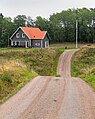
top-left (0, 0), bottom-right (95, 19)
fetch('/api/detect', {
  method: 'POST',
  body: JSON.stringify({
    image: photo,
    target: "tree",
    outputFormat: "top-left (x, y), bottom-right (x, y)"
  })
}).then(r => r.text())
top-left (35, 16), bottom-right (52, 42)
top-left (1, 8), bottom-right (95, 47)
top-left (0, 14), bottom-right (3, 38)
top-left (26, 16), bottom-right (35, 27)
top-left (1, 17), bottom-right (15, 47)
top-left (35, 16), bottom-right (50, 30)
top-left (13, 15), bottom-right (27, 29)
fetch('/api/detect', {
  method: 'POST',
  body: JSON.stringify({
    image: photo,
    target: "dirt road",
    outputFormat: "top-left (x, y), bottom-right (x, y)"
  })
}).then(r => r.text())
top-left (0, 50), bottom-right (95, 119)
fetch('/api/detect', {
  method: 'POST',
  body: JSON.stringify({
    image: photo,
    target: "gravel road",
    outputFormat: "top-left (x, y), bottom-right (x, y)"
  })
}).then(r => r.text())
top-left (0, 50), bottom-right (95, 119)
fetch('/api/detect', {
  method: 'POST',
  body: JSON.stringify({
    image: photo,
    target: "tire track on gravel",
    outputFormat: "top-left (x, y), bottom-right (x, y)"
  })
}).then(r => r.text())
top-left (0, 49), bottom-right (95, 119)
top-left (18, 76), bottom-right (66, 119)
top-left (56, 50), bottom-right (95, 119)
top-left (0, 76), bottom-right (51, 119)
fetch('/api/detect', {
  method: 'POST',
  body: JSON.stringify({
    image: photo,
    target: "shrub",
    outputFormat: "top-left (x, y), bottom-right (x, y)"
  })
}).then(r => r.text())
top-left (1, 72), bottom-right (12, 83)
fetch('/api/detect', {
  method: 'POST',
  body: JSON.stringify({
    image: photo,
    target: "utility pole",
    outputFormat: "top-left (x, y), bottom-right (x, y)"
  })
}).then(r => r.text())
top-left (8, 35), bottom-right (9, 47)
top-left (76, 19), bottom-right (78, 48)
top-left (92, 19), bottom-right (95, 43)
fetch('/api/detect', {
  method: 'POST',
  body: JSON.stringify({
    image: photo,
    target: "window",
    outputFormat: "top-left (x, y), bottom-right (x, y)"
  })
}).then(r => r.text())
top-left (16, 33), bottom-right (20, 38)
top-left (35, 42), bottom-right (40, 46)
top-left (15, 41), bottom-right (17, 46)
top-left (22, 33), bottom-right (25, 38)
top-left (13, 41), bottom-right (15, 46)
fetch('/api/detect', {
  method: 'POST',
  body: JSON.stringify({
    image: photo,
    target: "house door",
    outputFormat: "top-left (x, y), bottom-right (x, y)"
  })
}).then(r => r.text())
top-left (45, 41), bottom-right (49, 48)
top-left (27, 42), bottom-right (29, 47)
top-left (17, 42), bottom-right (19, 47)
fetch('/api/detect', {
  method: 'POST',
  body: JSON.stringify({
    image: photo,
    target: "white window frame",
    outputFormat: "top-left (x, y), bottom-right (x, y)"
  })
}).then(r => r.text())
top-left (15, 41), bottom-right (17, 46)
top-left (16, 33), bottom-right (20, 38)
top-left (22, 33), bottom-right (25, 38)
top-left (35, 42), bottom-right (40, 46)
top-left (11, 41), bottom-right (13, 46)
top-left (13, 41), bottom-right (15, 46)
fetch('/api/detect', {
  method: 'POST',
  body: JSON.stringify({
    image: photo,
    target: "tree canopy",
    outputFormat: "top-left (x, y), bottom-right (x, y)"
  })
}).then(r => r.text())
top-left (0, 8), bottom-right (95, 47)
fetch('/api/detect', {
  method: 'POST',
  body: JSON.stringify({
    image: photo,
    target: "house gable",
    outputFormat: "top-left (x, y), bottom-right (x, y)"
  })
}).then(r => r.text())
top-left (10, 28), bottom-right (30, 41)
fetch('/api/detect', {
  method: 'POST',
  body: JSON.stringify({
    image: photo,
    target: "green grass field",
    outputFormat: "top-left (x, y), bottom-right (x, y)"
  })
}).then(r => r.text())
top-left (72, 46), bottom-right (95, 91)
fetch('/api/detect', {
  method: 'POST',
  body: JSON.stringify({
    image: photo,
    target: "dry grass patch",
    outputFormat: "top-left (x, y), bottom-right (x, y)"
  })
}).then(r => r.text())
top-left (0, 48), bottom-right (64, 103)
top-left (0, 59), bottom-right (38, 103)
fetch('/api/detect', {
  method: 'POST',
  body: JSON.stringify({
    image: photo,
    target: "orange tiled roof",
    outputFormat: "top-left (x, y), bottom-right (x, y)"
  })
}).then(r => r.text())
top-left (21, 27), bottom-right (47, 40)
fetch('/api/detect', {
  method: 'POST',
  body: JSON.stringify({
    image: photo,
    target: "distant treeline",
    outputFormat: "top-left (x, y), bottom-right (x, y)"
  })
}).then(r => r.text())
top-left (0, 8), bottom-right (95, 47)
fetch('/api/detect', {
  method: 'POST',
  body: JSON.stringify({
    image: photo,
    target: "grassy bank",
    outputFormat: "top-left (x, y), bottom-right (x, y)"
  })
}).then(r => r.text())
top-left (72, 47), bottom-right (95, 90)
top-left (53, 48), bottom-right (64, 76)
top-left (0, 60), bottom-right (38, 103)
top-left (0, 48), bottom-right (64, 103)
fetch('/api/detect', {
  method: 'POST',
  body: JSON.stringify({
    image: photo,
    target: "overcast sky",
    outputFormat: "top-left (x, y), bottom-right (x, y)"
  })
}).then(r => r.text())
top-left (0, 0), bottom-right (95, 19)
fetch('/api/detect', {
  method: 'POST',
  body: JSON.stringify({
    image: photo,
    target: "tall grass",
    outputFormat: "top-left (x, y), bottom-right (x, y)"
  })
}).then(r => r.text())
top-left (0, 48), bottom-right (64, 103)
top-left (0, 48), bottom-right (64, 76)
top-left (0, 59), bottom-right (38, 103)
top-left (72, 47), bottom-right (95, 90)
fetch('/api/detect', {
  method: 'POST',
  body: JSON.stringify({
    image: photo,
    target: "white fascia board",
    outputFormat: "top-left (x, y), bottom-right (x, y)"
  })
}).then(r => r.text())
top-left (10, 27), bottom-right (31, 40)
top-left (20, 27), bottom-right (31, 39)
top-left (10, 27), bottom-right (20, 40)
top-left (42, 31), bottom-right (51, 40)
top-left (42, 31), bottom-right (47, 39)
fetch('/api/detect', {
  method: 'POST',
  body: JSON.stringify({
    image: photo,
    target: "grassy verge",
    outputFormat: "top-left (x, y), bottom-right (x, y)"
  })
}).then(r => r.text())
top-left (72, 47), bottom-right (95, 91)
top-left (53, 47), bottom-right (64, 76)
top-left (0, 48), bottom-right (64, 103)
top-left (0, 47), bottom-right (31, 51)
top-left (0, 60), bottom-right (38, 104)
top-left (0, 48), bottom-right (64, 76)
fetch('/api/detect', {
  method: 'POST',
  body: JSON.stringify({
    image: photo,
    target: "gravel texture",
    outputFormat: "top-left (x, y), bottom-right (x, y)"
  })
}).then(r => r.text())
top-left (0, 50), bottom-right (95, 119)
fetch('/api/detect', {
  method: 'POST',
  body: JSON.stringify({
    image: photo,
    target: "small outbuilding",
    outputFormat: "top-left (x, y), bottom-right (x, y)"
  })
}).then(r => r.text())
top-left (10, 27), bottom-right (50, 48)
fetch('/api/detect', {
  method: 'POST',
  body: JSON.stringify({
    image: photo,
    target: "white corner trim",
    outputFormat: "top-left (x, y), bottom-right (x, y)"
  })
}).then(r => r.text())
top-left (30, 40), bottom-right (31, 47)
top-left (41, 40), bottom-right (42, 48)
top-left (22, 33), bottom-right (25, 38)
